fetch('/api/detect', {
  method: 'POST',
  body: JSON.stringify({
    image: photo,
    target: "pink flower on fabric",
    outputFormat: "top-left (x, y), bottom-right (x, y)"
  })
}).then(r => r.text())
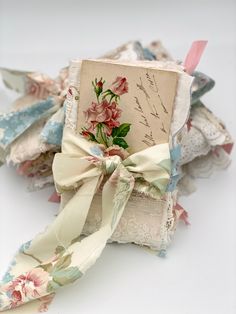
top-left (111, 77), bottom-right (128, 96)
top-left (4, 268), bottom-right (50, 308)
top-left (84, 100), bottom-right (122, 135)
top-left (27, 73), bottom-right (58, 99)
top-left (104, 145), bottom-right (129, 160)
top-left (11, 290), bottom-right (22, 304)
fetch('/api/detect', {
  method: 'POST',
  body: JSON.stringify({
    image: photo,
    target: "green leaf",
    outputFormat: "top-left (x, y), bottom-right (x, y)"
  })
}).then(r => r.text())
top-left (52, 267), bottom-right (82, 286)
top-left (112, 123), bottom-right (131, 138)
top-left (88, 132), bottom-right (97, 142)
top-left (54, 254), bottom-right (72, 270)
top-left (113, 137), bottom-right (129, 149)
top-left (47, 280), bottom-right (59, 293)
top-left (111, 127), bottom-right (119, 137)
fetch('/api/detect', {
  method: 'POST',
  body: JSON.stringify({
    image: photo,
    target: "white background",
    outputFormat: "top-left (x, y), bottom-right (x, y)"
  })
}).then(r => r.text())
top-left (0, 1), bottom-right (236, 313)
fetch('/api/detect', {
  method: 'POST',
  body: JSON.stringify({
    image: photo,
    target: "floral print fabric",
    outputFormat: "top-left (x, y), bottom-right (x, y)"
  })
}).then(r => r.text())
top-left (0, 127), bottom-right (171, 312)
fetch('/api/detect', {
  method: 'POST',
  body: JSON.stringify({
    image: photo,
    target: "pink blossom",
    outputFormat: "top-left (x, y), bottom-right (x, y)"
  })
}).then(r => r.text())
top-left (111, 77), bottom-right (128, 96)
top-left (96, 79), bottom-right (104, 89)
top-left (27, 73), bottom-right (58, 99)
top-left (4, 268), bottom-right (50, 308)
top-left (11, 290), bottom-right (22, 303)
top-left (84, 100), bottom-right (122, 135)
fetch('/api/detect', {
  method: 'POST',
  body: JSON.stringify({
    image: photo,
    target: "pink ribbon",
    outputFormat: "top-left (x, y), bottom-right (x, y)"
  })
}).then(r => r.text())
top-left (17, 160), bottom-right (33, 176)
top-left (174, 203), bottom-right (190, 226)
top-left (48, 191), bottom-right (61, 203)
top-left (222, 143), bottom-right (234, 155)
top-left (183, 40), bottom-right (208, 75)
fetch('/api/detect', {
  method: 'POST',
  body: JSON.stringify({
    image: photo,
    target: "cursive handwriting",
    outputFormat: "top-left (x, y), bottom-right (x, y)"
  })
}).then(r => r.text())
top-left (134, 96), bottom-right (143, 113)
top-left (142, 131), bottom-right (156, 147)
top-left (137, 77), bottom-right (160, 119)
top-left (140, 114), bottom-right (150, 128)
top-left (133, 95), bottom-right (156, 147)
top-left (146, 72), bottom-right (168, 114)
top-left (134, 96), bottom-right (151, 127)
top-left (160, 122), bottom-right (167, 133)
top-left (136, 77), bottom-right (150, 99)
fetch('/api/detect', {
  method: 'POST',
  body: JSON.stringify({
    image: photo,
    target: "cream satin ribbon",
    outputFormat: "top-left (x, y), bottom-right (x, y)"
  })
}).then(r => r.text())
top-left (0, 128), bottom-right (171, 312)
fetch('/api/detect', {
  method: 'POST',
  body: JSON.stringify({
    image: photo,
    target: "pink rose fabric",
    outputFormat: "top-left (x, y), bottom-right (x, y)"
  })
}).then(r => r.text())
top-left (111, 77), bottom-right (128, 96)
top-left (4, 268), bottom-right (49, 308)
top-left (27, 73), bottom-right (60, 99)
top-left (84, 100), bottom-right (121, 135)
top-left (104, 145), bottom-right (129, 160)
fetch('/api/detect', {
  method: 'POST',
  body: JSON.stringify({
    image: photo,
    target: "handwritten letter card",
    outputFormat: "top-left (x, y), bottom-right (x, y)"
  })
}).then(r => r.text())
top-left (78, 59), bottom-right (178, 153)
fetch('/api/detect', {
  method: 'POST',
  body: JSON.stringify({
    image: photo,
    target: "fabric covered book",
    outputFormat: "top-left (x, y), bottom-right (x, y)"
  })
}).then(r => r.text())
top-left (0, 41), bottom-right (233, 313)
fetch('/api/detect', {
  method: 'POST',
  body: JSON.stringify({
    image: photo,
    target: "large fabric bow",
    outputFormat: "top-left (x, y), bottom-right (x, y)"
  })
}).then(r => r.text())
top-left (0, 127), bottom-right (171, 313)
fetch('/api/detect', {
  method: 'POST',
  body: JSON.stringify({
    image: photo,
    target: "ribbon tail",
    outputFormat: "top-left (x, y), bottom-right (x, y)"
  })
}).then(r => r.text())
top-left (0, 164), bottom-right (134, 312)
top-left (64, 163), bottom-right (135, 274)
top-left (183, 40), bottom-right (207, 75)
top-left (0, 176), bottom-right (100, 312)
top-left (0, 97), bottom-right (59, 151)
top-left (0, 68), bottom-right (32, 94)
top-left (0, 298), bottom-right (54, 314)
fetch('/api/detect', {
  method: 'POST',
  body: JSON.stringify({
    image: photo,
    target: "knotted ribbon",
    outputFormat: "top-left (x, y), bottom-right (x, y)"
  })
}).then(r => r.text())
top-left (0, 127), bottom-right (171, 312)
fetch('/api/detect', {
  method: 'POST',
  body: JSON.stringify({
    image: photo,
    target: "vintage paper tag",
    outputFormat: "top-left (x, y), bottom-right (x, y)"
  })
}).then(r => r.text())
top-left (78, 59), bottom-right (178, 153)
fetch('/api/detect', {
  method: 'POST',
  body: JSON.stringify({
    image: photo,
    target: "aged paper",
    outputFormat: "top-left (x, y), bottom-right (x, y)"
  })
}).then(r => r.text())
top-left (78, 59), bottom-right (178, 153)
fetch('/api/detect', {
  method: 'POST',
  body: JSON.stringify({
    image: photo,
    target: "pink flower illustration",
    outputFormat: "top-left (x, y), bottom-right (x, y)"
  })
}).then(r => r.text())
top-left (111, 77), bottom-right (128, 96)
top-left (4, 268), bottom-right (50, 308)
top-left (81, 76), bottom-right (130, 150)
top-left (96, 79), bottom-right (104, 89)
top-left (84, 100), bottom-right (121, 135)
top-left (93, 78), bottom-right (104, 96)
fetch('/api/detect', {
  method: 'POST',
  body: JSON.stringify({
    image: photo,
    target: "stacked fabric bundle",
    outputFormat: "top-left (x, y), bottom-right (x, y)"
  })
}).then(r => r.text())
top-left (0, 41), bottom-right (232, 194)
top-left (0, 41), bottom-right (233, 313)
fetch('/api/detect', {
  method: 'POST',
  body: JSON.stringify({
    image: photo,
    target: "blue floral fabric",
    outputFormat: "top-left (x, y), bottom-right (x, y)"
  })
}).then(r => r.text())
top-left (0, 97), bottom-right (56, 149)
top-left (166, 145), bottom-right (181, 192)
top-left (40, 106), bottom-right (65, 146)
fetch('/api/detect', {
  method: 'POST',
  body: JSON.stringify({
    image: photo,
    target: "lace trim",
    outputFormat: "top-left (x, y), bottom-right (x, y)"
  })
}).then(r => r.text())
top-left (179, 104), bottom-right (233, 166)
top-left (82, 190), bottom-right (178, 251)
top-left (6, 118), bottom-right (55, 165)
